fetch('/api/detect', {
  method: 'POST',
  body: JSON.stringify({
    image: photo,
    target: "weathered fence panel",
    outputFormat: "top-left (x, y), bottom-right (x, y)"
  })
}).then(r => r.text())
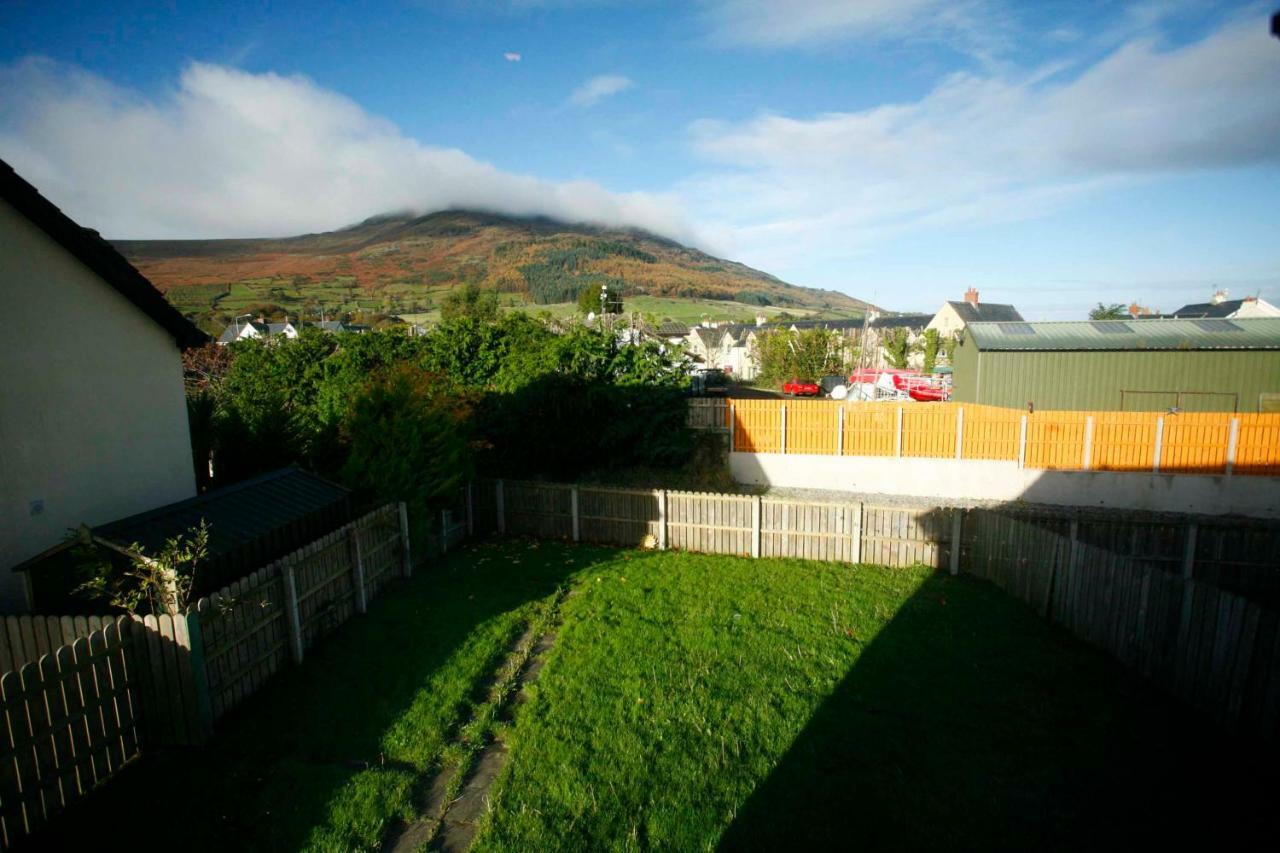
top-left (666, 491), bottom-right (754, 556)
top-left (579, 487), bottom-right (661, 547)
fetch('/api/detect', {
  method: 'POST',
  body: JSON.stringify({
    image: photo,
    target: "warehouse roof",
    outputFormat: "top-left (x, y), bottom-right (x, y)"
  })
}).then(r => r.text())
top-left (965, 318), bottom-right (1280, 352)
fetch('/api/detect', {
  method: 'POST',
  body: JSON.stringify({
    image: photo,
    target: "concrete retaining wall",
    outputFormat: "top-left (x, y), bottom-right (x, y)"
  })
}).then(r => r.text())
top-left (729, 452), bottom-right (1280, 519)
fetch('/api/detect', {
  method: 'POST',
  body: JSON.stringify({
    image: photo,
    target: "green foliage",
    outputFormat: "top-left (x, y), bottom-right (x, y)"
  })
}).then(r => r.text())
top-left (736, 291), bottom-right (773, 306)
top-left (754, 327), bottom-right (851, 385)
top-left (942, 334), bottom-right (958, 363)
top-left (921, 328), bottom-right (942, 373)
top-left (75, 522), bottom-right (209, 616)
top-left (881, 327), bottom-right (917, 370)
top-left (576, 280), bottom-right (624, 315)
top-left (341, 366), bottom-right (474, 508)
top-left (1089, 302), bottom-right (1127, 320)
top-left (441, 283), bottom-right (500, 322)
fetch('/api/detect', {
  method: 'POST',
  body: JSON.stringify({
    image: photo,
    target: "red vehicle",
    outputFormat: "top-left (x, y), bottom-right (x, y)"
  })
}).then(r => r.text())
top-left (782, 378), bottom-right (821, 397)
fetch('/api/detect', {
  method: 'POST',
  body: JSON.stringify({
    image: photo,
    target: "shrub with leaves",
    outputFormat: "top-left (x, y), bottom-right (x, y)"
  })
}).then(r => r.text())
top-left (76, 522), bottom-right (210, 617)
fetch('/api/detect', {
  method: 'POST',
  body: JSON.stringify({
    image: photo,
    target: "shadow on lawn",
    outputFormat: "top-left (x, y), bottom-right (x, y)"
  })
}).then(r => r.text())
top-left (34, 543), bottom-right (589, 852)
top-left (718, 570), bottom-right (1280, 852)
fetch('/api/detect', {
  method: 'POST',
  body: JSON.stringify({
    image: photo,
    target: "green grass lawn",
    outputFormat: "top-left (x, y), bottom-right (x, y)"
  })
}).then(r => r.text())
top-left (42, 542), bottom-right (1277, 851)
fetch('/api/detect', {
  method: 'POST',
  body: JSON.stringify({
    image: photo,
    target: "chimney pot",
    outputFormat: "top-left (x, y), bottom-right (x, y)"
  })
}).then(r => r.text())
top-left (964, 287), bottom-right (979, 306)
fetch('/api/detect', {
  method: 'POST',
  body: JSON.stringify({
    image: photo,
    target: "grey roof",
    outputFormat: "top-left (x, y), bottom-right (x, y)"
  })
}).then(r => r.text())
top-left (656, 320), bottom-right (690, 336)
top-left (690, 327), bottom-right (724, 349)
top-left (1168, 299), bottom-right (1249, 319)
top-left (310, 320), bottom-right (368, 333)
top-left (266, 322), bottom-right (294, 335)
top-left (966, 318), bottom-right (1280, 352)
top-left (868, 313), bottom-right (933, 330)
top-left (946, 301), bottom-right (1023, 323)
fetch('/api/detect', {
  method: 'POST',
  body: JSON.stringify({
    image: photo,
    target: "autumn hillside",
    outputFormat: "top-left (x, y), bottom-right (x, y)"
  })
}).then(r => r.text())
top-left (113, 210), bottom-right (875, 331)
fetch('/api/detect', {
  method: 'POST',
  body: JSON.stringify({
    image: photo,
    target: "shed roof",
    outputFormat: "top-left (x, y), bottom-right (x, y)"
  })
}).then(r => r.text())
top-left (0, 159), bottom-right (207, 348)
top-left (965, 318), bottom-right (1280, 352)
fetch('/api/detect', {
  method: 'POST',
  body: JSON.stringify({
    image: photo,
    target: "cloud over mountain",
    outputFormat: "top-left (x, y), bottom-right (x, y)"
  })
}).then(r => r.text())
top-left (0, 59), bottom-right (692, 242)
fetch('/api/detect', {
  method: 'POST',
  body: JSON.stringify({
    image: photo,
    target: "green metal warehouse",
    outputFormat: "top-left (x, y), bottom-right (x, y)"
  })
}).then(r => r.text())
top-left (951, 318), bottom-right (1280, 412)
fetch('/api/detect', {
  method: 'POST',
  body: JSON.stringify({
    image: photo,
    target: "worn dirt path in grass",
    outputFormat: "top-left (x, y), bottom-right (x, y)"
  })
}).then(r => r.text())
top-left (383, 595), bottom-right (565, 853)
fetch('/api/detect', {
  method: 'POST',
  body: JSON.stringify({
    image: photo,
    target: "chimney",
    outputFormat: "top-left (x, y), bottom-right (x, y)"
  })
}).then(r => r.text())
top-left (964, 287), bottom-right (979, 306)
top-left (756, 314), bottom-right (767, 327)
top-left (1128, 302), bottom-right (1141, 318)
top-left (1210, 288), bottom-right (1228, 305)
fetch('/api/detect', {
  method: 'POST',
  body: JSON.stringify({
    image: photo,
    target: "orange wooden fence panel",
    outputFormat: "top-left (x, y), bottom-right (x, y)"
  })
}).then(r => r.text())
top-left (960, 404), bottom-right (1020, 461)
top-left (731, 400), bottom-right (781, 453)
top-left (1090, 412), bottom-right (1157, 472)
top-left (724, 399), bottom-right (1280, 476)
top-left (786, 400), bottom-right (840, 455)
top-left (1160, 413), bottom-right (1231, 474)
top-left (841, 403), bottom-right (898, 457)
top-left (902, 404), bottom-right (959, 458)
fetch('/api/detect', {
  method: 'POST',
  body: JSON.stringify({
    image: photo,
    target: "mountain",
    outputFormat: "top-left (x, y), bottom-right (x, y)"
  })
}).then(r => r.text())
top-left (113, 210), bottom-right (876, 332)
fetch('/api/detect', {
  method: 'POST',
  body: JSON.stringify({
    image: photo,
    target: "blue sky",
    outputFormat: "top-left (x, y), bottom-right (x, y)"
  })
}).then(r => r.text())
top-left (1, 0), bottom-right (1278, 317)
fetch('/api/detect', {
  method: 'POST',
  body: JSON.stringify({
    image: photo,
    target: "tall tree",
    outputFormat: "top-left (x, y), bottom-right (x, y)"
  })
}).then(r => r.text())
top-left (577, 281), bottom-right (623, 315)
top-left (441, 283), bottom-right (500, 322)
top-left (881, 328), bottom-right (916, 370)
top-left (1089, 302), bottom-right (1127, 320)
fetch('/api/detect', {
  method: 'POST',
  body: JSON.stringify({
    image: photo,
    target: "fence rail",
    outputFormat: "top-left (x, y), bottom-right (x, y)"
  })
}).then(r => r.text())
top-left (690, 399), bottom-right (1280, 476)
top-left (475, 478), bottom-right (1280, 742)
top-left (0, 502), bottom-right (412, 850)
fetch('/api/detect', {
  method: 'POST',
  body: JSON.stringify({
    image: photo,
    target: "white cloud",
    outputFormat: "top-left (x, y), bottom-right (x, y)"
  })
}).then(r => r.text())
top-left (0, 58), bottom-right (694, 242)
top-left (685, 17), bottom-right (1280, 270)
top-left (701, 0), bottom-right (962, 48)
top-left (504, 51), bottom-right (522, 62)
top-left (568, 74), bottom-right (634, 108)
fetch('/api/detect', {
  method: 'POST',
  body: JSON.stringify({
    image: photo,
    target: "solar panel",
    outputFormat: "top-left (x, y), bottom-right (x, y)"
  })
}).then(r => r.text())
top-left (1192, 319), bottom-right (1243, 332)
top-left (1090, 321), bottom-right (1134, 334)
top-left (999, 322), bottom-right (1036, 335)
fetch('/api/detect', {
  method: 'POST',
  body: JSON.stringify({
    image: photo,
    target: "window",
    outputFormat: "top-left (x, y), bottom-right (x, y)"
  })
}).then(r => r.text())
top-left (999, 322), bottom-right (1036, 335)
top-left (1090, 321), bottom-right (1133, 334)
top-left (1191, 319), bottom-right (1243, 332)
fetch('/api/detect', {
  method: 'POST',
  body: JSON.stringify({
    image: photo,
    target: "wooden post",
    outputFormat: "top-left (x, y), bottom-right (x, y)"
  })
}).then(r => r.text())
top-left (1153, 417), bottom-right (1164, 473)
top-left (657, 489), bottom-right (668, 550)
top-left (780, 404), bottom-right (787, 454)
top-left (496, 480), bottom-right (506, 535)
top-left (1082, 416), bottom-right (1094, 470)
top-left (949, 509), bottom-right (962, 576)
top-left (851, 502), bottom-right (863, 564)
top-left (571, 486), bottom-right (581, 542)
top-left (1182, 523), bottom-right (1197, 580)
top-left (1018, 415), bottom-right (1028, 469)
top-left (751, 496), bottom-right (761, 558)
top-left (836, 406), bottom-right (844, 456)
top-left (183, 611), bottom-right (216, 741)
top-left (350, 528), bottom-right (367, 614)
top-left (398, 501), bottom-right (413, 577)
top-left (895, 406), bottom-right (904, 457)
top-left (466, 481), bottom-right (474, 536)
top-left (729, 403), bottom-right (736, 452)
top-left (954, 407), bottom-right (964, 460)
top-left (281, 560), bottom-right (304, 664)
top-left (1061, 518), bottom-right (1081, 621)
top-left (1223, 420), bottom-right (1233, 479)
top-left (440, 509), bottom-right (449, 555)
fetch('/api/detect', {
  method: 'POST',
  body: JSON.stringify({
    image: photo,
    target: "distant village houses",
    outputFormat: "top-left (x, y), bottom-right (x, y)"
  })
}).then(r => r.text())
top-left (216, 316), bottom-right (369, 344)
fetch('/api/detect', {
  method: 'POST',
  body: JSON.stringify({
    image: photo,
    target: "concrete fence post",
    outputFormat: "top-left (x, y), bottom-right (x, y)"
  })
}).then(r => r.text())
top-left (281, 560), bottom-right (304, 664)
top-left (183, 612), bottom-right (216, 741)
top-left (440, 509), bottom-right (449, 555)
top-left (1153, 417), bottom-right (1165, 473)
top-left (657, 489), bottom-right (668, 550)
top-left (954, 407), bottom-right (964, 460)
top-left (895, 406), bottom-right (904, 458)
top-left (1018, 415), bottom-right (1028, 469)
top-left (350, 527), bottom-right (367, 614)
top-left (751, 496), bottom-right (762, 558)
top-left (780, 404), bottom-right (787, 455)
top-left (837, 405), bottom-right (844, 456)
top-left (949, 508), bottom-right (962, 576)
top-left (571, 486), bottom-right (581, 542)
top-left (1182, 523), bottom-right (1198, 580)
top-left (1226, 418), bottom-right (1239, 476)
top-left (398, 502), bottom-right (413, 577)
top-left (496, 479), bottom-right (506, 535)
top-left (1082, 416), bottom-right (1094, 471)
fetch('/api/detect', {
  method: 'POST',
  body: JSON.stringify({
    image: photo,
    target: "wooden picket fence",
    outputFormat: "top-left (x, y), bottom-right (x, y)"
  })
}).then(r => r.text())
top-left (690, 399), bottom-right (1280, 476)
top-left (0, 503), bottom-right (411, 849)
top-left (474, 479), bottom-right (1280, 741)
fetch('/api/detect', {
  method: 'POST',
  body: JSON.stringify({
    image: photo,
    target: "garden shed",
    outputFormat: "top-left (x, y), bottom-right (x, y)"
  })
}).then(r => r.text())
top-left (13, 467), bottom-right (353, 612)
top-left (951, 318), bottom-right (1280, 412)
